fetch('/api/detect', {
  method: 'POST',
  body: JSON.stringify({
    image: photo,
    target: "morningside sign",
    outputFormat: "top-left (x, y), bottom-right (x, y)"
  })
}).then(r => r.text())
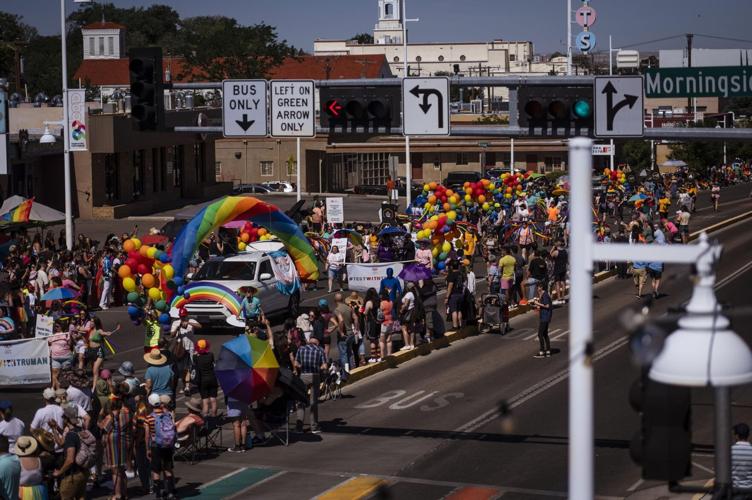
top-left (645, 66), bottom-right (752, 98)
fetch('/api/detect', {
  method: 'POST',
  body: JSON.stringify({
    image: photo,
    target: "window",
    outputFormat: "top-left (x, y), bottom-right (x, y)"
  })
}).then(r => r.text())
top-left (260, 161), bottom-right (274, 177)
top-left (433, 161), bottom-right (441, 170)
top-left (108, 37), bottom-right (114, 56)
top-left (384, 3), bottom-right (393, 17)
top-left (193, 143), bottom-right (205, 182)
top-left (438, 55), bottom-right (444, 62)
top-left (132, 150), bottom-right (145, 199)
top-left (194, 260), bottom-right (257, 281)
top-left (509, 54), bottom-right (516, 62)
top-left (152, 149), bottom-right (159, 193)
top-left (88, 37), bottom-right (95, 57)
top-left (215, 162), bottom-right (222, 181)
top-left (415, 55), bottom-right (422, 62)
top-left (456, 153), bottom-right (469, 165)
top-left (104, 154), bottom-right (119, 202)
top-left (98, 37), bottom-right (104, 55)
top-left (258, 259), bottom-right (273, 280)
top-left (460, 55), bottom-right (466, 62)
top-left (169, 145), bottom-right (183, 187)
top-left (544, 156), bottom-right (563, 173)
top-left (393, 56), bottom-right (400, 63)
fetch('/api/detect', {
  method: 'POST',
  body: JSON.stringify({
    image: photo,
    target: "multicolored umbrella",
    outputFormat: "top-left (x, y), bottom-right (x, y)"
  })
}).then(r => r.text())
top-left (215, 335), bottom-right (279, 404)
top-left (628, 193), bottom-right (648, 203)
top-left (332, 229), bottom-right (364, 247)
top-left (40, 287), bottom-right (77, 301)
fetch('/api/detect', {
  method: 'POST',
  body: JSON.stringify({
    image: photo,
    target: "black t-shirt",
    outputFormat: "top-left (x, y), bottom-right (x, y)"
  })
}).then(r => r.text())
top-left (193, 352), bottom-right (217, 384)
top-left (63, 431), bottom-right (82, 476)
top-left (553, 249), bottom-right (568, 273)
top-left (446, 270), bottom-right (463, 295)
top-left (528, 257), bottom-right (548, 281)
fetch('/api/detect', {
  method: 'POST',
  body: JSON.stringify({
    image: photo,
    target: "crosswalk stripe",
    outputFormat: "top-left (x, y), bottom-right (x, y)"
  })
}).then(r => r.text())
top-left (551, 330), bottom-right (570, 341)
top-left (444, 486), bottom-right (502, 500)
top-left (316, 476), bottom-right (387, 500)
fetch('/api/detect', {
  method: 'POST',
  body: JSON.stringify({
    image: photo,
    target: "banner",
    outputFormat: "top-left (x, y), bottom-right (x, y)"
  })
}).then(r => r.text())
top-left (326, 197), bottom-right (344, 224)
top-left (330, 238), bottom-right (348, 264)
top-left (268, 249), bottom-right (300, 295)
top-left (346, 261), bottom-right (407, 292)
top-left (67, 89), bottom-right (88, 151)
top-left (0, 338), bottom-right (51, 385)
top-left (35, 315), bottom-right (54, 338)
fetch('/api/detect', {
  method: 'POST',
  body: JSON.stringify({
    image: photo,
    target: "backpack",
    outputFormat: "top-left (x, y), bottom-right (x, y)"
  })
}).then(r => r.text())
top-left (75, 430), bottom-right (97, 469)
top-left (152, 411), bottom-right (176, 448)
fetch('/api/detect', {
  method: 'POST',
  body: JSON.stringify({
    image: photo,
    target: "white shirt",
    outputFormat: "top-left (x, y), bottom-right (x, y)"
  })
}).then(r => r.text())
top-left (466, 271), bottom-right (477, 294)
top-left (170, 320), bottom-right (198, 356)
top-left (35, 270), bottom-right (49, 294)
top-left (30, 404), bottom-right (63, 434)
top-left (732, 441), bottom-right (752, 488)
top-left (401, 291), bottom-right (415, 311)
top-left (0, 417), bottom-right (25, 453)
top-left (66, 385), bottom-right (91, 412)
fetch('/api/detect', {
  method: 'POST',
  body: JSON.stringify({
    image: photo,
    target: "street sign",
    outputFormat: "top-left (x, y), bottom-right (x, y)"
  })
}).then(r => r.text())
top-left (576, 31), bottom-right (596, 53)
top-left (402, 77), bottom-right (450, 136)
top-left (594, 76), bottom-right (644, 138)
top-left (644, 66), bottom-right (752, 98)
top-left (270, 80), bottom-right (315, 137)
top-left (592, 144), bottom-right (614, 156)
top-left (575, 5), bottom-right (597, 27)
top-left (222, 80), bottom-right (268, 138)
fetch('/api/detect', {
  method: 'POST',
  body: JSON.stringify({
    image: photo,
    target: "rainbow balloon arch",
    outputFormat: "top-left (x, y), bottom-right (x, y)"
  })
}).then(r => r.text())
top-left (117, 196), bottom-right (319, 326)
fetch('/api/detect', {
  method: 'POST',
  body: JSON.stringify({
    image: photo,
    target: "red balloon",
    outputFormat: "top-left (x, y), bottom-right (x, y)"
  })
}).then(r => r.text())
top-left (136, 263), bottom-right (150, 275)
top-left (125, 258), bottom-right (138, 269)
top-left (128, 251), bottom-right (139, 260)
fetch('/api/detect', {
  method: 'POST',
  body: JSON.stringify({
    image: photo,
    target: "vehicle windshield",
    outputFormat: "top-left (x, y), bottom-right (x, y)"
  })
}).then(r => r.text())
top-left (193, 260), bottom-right (257, 281)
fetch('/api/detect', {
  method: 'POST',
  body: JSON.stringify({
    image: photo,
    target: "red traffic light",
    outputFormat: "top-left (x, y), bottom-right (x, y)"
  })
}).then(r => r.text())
top-left (326, 99), bottom-right (343, 117)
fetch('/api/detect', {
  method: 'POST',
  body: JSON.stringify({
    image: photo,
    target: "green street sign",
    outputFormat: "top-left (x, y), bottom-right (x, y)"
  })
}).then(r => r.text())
top-left (645, 66), bottom-right (752, 98)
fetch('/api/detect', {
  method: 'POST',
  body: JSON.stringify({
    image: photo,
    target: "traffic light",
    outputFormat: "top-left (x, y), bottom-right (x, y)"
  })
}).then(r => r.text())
top-left (320, 86), bottom-right (401, 133)
top-left (129, 47), bottom-right (164, 131)
top-left (629, 373), bottom-right (692, 482)
top-left (517, 86), bottom-right (594, 137)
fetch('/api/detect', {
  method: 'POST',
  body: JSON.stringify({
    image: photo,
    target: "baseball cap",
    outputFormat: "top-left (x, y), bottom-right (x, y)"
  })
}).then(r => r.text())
top-left (42, 388), bottom-right (56, 401)
top-left (147, 393), bottom-right (161, 407)
top-left (179, 307), bottom-right (189, 318)
top-left (159, 394), bottom-right (172, 406)
top-left (318, 298), bottom-right (329, 309)
top-left (0, 400), bottom-right (12, 410)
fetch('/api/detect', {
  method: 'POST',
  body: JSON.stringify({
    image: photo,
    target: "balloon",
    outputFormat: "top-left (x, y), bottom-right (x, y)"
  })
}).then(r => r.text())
top-left (122, 277), bottom-right (136, 292)
top-left (238, 242), bottom-right (247, 251)
top-left (126, 292), bottom-right (140, 304)
top-left (429, 182), bottom-right (438, 190)
top-left (162, 264), bottom-right (174, 280)
top-left (482, 202), bottom-right (490, 211)
top-left (159, 253), bottom-right (171, 263)
top-left (124, 258), bottom-right (138, 270)
top-left (257, 228), bottom-right (268, 236)
top-left (159, 313), bottom-right (171, 325)
top-left (428, 195), bottom-right (437, 204)
top-left (117, 265), bottom-right (132, 279)
top-left (148, 287), bottom-right (162, 301)
top-left (131, 238), bottom-right (142, 250)
top-left (177, 286), bottom-right (185, 295)
top-left (442, 241), bottom-right (451, 253)
top-left (155, 300), bottom-right (167, 312)
top-left (173, 276), bottom-right (184, 286)
top-left (478, 195), bottom-right (486, 204)
top-left (141, 273), bottom-right (156, 289)
top-left (147, 247), bottom-right (158, 259)
top-left (136, 263), bottom-right (149, 275)
top-left (240, 232), bottom-right (250, 242)
top-left (123, 240), bottom-right (135, 253)
top-left (423, 184), bottom-right (430, 191)
top-left (183, 292), bottom-right (191, 300)
top-left (438, 251), bottom-right (448, 260)
top-left (437, 261), bottom-right (446, 271)
top-left (464, 194), bottom-right (472, 202)
top-left (139, 245), bottom-right (151, 258)
top-left (127, 305), bottom-right (140, 317)
top-left (431, 247), bottom-right (439, 257)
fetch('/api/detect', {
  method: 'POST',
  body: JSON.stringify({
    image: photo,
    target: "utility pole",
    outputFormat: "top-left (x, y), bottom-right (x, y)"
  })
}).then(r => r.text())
top-left (402, 0), bottom-right (419, 211)
top-left (566, 0), bottom-right (573, 76)
top-left (686, 33), bottom-right (694, 119)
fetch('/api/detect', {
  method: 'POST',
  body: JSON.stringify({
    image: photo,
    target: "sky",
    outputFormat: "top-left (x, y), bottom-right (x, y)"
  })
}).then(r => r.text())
top-left (4, 0), bottom-right (752, 55)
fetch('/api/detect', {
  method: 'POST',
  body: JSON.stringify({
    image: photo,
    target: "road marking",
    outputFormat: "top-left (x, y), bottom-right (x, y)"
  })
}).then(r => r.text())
top-left (198, 466), bottom-right (247, 490)
top-left (225, 470), bottom-right (287, 499)
top-left (551, 330), bottom-right (570, 341)
top-left (316, 476), bottom-right (387, 500)
top-left (625, 478), bottom-right (643, 492)
top-left (692, 461), bottom-right (715, 475)
top-left (715, 260), bottom-right (752, 289)
top-left (524, 329), bottom-right (545, 341)
top-left (445, 485), bottom-right (502, 499)
top-left (195, 467), bottom-right (280, 499)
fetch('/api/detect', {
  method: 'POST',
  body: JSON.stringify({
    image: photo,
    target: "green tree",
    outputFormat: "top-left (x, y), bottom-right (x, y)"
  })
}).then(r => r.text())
top-left (350, 33), bottom-right (374, 45)
top-left (620, 140), bottom-right (652, 170)
top-left (0, 13), bottom-right (37, 94)
top-left (177, 17), bottom-right (299, 80)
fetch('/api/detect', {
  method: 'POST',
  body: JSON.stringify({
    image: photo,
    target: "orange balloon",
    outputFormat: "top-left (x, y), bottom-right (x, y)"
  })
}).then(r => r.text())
top-left (443, 202), bottom-right (451, 211)
top-left (141, 273), bottom-right (156, 289)
top-left (257, 228), bottom-right (268, 236)
top-left (240, 233), bottom-right (250, 242)
top-left (117, 265), bottom-right (132, 279)
top-left (122, 240), bottom-right (134, 253)
top-left (139, 245), bottom-right (151, 258)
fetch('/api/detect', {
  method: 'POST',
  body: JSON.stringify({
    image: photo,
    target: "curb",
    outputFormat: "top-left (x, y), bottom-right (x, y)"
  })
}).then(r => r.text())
top-left (343, 208), bottom-right (752, 387)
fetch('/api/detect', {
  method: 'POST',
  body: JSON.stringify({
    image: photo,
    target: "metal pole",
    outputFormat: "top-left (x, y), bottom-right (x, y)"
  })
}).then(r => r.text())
top-left (296, 137), bottom-right (301, 201)
top-left (403, 0), bottom-right (411, 211)
top-left (609, 36), bottom-right (615, 170)
top-left (714, 386), bottom-right (732, 499)
top-left (567, 0), bottom-right (573, 76)
top-left (60, 0), bottom-right (73, 251)
top-left (568, 136), bottom-right (594, 500)
top-left (510, 138), bottom-right (515, 174)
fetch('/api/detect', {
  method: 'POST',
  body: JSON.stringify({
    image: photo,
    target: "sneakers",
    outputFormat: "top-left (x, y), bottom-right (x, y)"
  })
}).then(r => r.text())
top-left (311, 426), bottom-right (322, 434)
top-left (545, 351), bottom-right (552, 358)
top-left (227, 445), bottom-right (246, 453)
top-left (534, 351), bottom-right (546, 358)
top-left (399, 346), bottom-right (411, 352)
top-left (294, 421), bottom-right (304, 433)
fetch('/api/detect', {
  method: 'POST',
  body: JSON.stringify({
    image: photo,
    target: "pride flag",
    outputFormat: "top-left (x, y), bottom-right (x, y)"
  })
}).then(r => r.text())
top-left (1, 198), bottom-right (33, 223)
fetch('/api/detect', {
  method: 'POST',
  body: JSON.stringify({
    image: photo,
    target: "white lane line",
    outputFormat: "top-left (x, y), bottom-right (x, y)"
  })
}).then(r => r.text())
top-left (198, 466), bottom-right (248, 490)
top-left (715, 260), bottom-right (752, 289)
top-left (525, 329), bottom-right (555, 341)
top-left (551, 330), bottom-right (570, 341)
top-left (225, 470), bottom-right (288, 500)
top-left (626, 478), bottom-right (644, 492)
top-left (692, 461), bottom-right (715, 475)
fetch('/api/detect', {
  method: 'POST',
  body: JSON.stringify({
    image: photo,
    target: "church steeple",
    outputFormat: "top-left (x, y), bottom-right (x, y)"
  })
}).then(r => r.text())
top-left (374, 0), bottom-right (403, 45)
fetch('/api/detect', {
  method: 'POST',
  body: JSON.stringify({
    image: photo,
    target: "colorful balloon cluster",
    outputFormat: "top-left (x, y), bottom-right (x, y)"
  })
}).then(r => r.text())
top-left (602, 168), bottom-right (627, 186)
top-left (119, 238), bottom-right (181, 326)
top-left (236, 222), bottom-right (273, 251)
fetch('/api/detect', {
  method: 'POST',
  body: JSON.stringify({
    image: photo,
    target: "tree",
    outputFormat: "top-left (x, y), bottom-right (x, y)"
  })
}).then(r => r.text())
top-left (177, 17), bottom-right (299, 80)
top-left (0, 13), bottom-right (37, 94)
top-left (350, 33), bottom-right (374, 45)
top-left (620, 140), bottom-right (652, 170)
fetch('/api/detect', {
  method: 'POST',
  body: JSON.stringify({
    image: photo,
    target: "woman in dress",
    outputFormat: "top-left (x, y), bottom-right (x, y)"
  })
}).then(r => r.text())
top-left (99, 395), bottom-right (132, 500)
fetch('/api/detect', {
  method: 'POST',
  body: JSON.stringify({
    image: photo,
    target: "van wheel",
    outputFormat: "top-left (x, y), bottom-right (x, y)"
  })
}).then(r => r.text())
top-left (288, 293), bottom-right (300, 318)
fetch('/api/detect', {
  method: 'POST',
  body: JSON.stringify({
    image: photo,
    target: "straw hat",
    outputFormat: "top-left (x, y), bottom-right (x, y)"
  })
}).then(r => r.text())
top-left (185, 397), bottom-right (203, 413)
top-left (14, 436), bottom-right (38, 457)
top-left (31, 429), bottom-right (54, 453)
top-left (143, 348), bottom-right (167, 366)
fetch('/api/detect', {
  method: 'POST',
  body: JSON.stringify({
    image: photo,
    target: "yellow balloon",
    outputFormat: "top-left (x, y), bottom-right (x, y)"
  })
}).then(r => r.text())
top-left (430, 215), bottom-right (439, 221)
top-left (147, 247), bottom-right (158, 259)
top-left (122, 277), bottom-right (136, 292)
top-left (424, 202), bottom-right (432, 210)
top-left (163, 264), bottom-right (174, 280)
top-left (447, 210), bottom-right (457, 220)
top-left (238, 241), bottom-right (247, 251)
top-left (464, 194), bottom-right (472, 202)
top-left (148, 287), bottom-right (162, 301)
top-left (431, 247), bottom-right (440, 257)
top-left (442, 241), bottom-right (451, 253)
top-left (131, 238), bottom-right (142, 250)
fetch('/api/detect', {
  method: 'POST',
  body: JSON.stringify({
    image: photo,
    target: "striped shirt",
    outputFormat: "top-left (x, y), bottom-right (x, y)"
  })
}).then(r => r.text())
top-left (732, 441), bottom-right (752, 488)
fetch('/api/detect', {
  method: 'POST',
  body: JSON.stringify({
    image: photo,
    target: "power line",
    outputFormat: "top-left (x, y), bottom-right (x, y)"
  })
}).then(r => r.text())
top-left (694, 33), bottom-right (752, 45)
top-left (620, 34), bottom-right (687, 49)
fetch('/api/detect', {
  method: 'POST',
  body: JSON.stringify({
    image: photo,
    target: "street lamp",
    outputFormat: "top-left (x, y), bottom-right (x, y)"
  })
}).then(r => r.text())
top-left (402, 0), bottom-right (419, 211)
top-left (39, 124), bottom-right (57, 144)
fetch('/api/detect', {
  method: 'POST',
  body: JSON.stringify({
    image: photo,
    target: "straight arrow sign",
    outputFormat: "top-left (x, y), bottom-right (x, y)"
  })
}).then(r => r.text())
top-left (235, 114), bottom-right (255, 131)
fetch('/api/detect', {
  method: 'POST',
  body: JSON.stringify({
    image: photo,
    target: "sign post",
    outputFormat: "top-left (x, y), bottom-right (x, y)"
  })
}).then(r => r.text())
top-left (594, 76), bottom-right (644, 138)
top-left (221, 80), bottom-right (268, 138)
top-left (270, 80), bottom-right (315, 201)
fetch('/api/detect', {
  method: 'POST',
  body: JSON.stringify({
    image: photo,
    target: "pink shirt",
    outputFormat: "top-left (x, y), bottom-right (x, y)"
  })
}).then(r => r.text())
top-left (48, 332), bottom-right (72, 358)
top-left (415, 248), bottom-right (432, 268)
top-left (379, 300), bottom-right (393, 326)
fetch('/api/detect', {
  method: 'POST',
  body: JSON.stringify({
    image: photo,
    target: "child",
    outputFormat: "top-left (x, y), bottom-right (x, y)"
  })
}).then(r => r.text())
top-left (239, 286), bottom-right (261, 326)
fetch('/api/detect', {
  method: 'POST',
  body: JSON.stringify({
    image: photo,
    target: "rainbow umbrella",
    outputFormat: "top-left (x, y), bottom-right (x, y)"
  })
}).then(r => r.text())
top-left (215, 335), bottom-right (279, 404)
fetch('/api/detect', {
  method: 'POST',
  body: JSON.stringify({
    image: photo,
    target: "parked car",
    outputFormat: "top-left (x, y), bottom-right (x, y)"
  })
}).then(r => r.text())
top-left (184, 250), bottom-right (301, 328)
top-left (443, 171), bottom-right (482, 189)
top-left (261, 181), bottom-right (295, 193)
top-left (232, 184), bottom-right (273, 195)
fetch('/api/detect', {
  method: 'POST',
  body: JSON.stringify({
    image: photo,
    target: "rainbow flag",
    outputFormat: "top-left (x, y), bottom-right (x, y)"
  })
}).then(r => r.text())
top-left (1, 198), bottom-right (33, 223)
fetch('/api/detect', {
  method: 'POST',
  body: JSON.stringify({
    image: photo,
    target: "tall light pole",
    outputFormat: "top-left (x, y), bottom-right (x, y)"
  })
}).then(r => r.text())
top-left (59, 0), bottom-right (73, 251)
top-left (402, 0), bottom-right (419, 211)
top-left (566, 0), bottom-right (573, 76)
top-left (608, 36), bottom-right (616, 170)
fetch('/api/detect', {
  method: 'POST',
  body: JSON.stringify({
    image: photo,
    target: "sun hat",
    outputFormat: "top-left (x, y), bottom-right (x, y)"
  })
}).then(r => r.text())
top-left (14, 436), bottom-right (38, 457)
top-left (196, 339), bottom-right (210, 354)
top-left (143, 348), bottom-right (167, 366)
top-left (147, 393), bottom-right (161, 407)
top-left (159, 394), bottom-right (171, 406)
top-left (185, 397), bottom-right (202, 413)
top-left (118, 361), bottom-right (135, 377)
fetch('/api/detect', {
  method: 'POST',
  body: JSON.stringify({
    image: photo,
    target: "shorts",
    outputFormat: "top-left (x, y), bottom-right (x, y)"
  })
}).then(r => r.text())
top-left (227, 400), bottom-right (250, 420)
top-left (59, 470), bottom-right (87, 499)
top-left (633, 267), bottom-right (647, 286)
top-left (448, 293), bottom-right (464, 314)
top-left (173, 356), bottom-right (190, 376)
top-left (647, 268), bottom-right (662, 279)
top-left (85, 346), bottom-right (105, 363)
top-left (680, 225), bottom-right (689, 234)
top-left (328, 268), bottom-right (342, 279)
top-left (199, 380), bottom-right (218, 399)
top-left (51, 355), bottom-right (74, 370)
top-left (150, 446), bottom-right (174, 473)
top-left (554, 272), bottom-right (567, 283)
top-left (500, 278), bottom-right (513, 290)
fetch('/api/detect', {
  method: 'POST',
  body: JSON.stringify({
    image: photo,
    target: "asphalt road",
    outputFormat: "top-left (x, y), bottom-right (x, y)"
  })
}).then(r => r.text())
top-left (6, 183), bottom-right (752, 499)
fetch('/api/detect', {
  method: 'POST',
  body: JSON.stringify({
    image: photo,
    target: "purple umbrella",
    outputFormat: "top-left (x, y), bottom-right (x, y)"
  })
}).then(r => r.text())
top-left (214, 335), bottom-right (279, 404)
top-left (398, 263), bottom-right (432, 282)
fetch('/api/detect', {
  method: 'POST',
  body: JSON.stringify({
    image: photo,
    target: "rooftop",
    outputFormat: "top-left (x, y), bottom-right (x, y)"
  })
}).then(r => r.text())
top-left (82, 22), bottom-right (126, 30)
top-left (269, 54), bottom-right (393, 80)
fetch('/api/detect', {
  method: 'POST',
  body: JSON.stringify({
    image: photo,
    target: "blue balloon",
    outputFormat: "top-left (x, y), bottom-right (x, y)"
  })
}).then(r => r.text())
top-left (159, 313), bottom-right (171, 325)
top-left (437, 261), bottom-right (446, 270)
top-left (158, 253), bottom-right (170, 263)
top-left (177, 286), bottom-right (185, 295)
top-left (127, 305), bottom-right (140, 317)
top-left (183, 292), bottom-right (191, 300)
top-left (173, 277), bottom-right (184, 286)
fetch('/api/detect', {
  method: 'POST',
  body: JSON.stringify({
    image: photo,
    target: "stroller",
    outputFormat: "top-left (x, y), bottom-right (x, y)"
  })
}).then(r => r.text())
top-left (479, 293), bottom-right (509, 335)
top-left (322, 361), bottom-right (344, 401)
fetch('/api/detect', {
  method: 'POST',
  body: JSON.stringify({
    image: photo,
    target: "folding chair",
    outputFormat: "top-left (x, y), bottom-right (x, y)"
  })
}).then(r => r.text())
top-left (259, 399), bottom-right (292, 446)
top-left (198, 414), bottom-right (224, 452)
top-left (174, 424), bottom-right (202, 465)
